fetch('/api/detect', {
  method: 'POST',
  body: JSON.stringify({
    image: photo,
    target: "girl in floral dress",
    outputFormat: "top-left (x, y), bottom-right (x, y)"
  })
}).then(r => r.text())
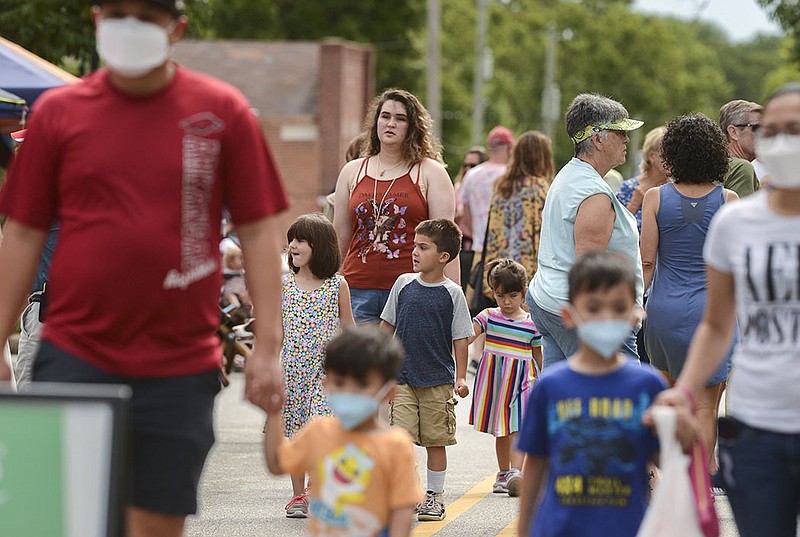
top-left (279, 213), bottom-right (355, 517)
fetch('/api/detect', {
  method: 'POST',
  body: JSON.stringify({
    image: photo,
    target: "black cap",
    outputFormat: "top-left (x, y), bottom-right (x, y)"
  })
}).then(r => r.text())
top-left (93, 0), bottom-right (184, 16)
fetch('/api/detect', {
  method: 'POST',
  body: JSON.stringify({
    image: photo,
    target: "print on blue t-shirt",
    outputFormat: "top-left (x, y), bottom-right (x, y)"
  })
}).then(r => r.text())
top-left (517, 361), bottom-right (667, 537)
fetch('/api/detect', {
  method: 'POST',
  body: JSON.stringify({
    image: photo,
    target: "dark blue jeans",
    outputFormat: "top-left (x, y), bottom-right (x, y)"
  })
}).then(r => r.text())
top-left (718, 417), bottom-right (800, 537)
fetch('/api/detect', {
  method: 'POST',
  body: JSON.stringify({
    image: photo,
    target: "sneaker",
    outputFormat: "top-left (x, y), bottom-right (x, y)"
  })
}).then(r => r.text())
top-left (285, 494), bottom-right (309, 518)
top-left (493, 471), bottom-right (509, 493)
top-left (710, 473), bottom-right (726, 496)
top-left (417, 490), bottom-right (446, 521)
top-left (506, 468), bottom-right (522, 497)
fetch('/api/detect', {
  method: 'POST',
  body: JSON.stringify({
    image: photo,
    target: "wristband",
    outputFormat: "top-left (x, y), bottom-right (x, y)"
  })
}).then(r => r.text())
top-left (673, 383), bottom-right (696, 412)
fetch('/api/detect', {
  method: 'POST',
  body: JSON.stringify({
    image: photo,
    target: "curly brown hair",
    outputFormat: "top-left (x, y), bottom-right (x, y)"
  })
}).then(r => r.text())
top-left (661, 113), bottom-right (729, 185)
top-left (363, 88), bottom-right (444, 164)
top-left (495, 131), bottom-right (554, 198)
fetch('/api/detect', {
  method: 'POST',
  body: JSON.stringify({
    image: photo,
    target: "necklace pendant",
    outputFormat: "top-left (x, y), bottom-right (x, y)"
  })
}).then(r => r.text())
top-left (380, 170), bottom-right (385, 177)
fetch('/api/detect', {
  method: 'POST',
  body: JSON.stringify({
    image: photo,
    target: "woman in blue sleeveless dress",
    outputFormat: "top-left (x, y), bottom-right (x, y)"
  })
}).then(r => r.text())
top-left (640, 113), bottom-right (738, 477)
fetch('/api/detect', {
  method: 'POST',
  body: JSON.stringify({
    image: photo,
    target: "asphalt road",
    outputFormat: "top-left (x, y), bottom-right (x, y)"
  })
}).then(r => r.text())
top-left (186, 371), bottom-right (746, 537)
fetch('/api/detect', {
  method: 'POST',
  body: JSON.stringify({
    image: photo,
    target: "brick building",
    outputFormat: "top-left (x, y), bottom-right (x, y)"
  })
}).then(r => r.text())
top-left (173, 39), bottom-right (375, 225)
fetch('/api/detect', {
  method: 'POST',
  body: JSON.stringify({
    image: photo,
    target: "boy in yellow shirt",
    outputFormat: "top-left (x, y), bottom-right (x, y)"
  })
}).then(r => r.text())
top-left (265, 325), bottom-right (422, 537)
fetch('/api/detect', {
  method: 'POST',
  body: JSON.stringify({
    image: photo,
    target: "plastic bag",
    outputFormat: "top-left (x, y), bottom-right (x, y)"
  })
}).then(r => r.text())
top-left (636, 406), bottom-right (718, 537)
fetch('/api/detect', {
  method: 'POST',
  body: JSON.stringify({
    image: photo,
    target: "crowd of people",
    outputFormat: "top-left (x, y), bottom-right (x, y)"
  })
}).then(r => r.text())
top-left (0, 1), bottom-right (798, 537)
top-left (263, 85), bottom-right (798, 537)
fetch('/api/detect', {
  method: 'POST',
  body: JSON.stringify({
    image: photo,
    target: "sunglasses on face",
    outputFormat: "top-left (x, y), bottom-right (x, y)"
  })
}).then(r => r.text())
top-left (463, 162), bottom-right (478, 169)
top-left (734, 123), bottom-right (760, 133)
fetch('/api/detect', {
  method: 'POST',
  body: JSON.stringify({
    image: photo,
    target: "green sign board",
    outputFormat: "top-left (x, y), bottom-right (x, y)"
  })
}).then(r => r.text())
top-left (0, 404), bottom-right (66, 536)
top-left (0, 383), bottom-right (130, 537)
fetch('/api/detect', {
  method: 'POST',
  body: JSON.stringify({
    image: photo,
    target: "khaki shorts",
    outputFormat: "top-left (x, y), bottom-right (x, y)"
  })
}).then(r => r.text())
top-left (390, 383), bottom-right (457, 447)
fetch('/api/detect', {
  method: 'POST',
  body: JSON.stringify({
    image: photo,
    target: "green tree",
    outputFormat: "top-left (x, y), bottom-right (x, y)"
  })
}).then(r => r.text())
top-left (688, 21), bottom-right (784, 102)
top-left (1, 0), bottom-right (789, 179)
top-left (0, 0), bottom-right (95, 72)
top-left (193, 0), bottom-right (426, 95)
top-left (272, 1), bottom-right (426, 95)
top-left (757, 0), bottom-right (800, 63)
top-left (0, 0), bottom-right (221, 72)
top-left (463, 1), bottom-right (732, 170)
top-left (184, 0), bottom-right (278, 39)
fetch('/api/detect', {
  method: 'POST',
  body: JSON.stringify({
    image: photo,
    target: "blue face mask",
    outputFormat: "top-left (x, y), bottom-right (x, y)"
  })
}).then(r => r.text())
top-left (327, 382), bottom-right (394, 430)
top-left (571, 308), bottom-right (637, 360)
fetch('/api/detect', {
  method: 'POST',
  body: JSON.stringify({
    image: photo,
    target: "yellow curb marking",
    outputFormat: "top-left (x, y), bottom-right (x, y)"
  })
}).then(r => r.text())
top-left (496, 516), bottom-right (518, 536)
top-left (411, 474), bottom-right (496, 536)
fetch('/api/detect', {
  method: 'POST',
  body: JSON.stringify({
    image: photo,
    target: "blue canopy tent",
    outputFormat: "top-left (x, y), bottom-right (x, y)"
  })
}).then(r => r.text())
top-left (0, 88), bottom-right (26, 121)
top-left (0, 36), bottom-right (79, 109)
top-left (0, 36), bottom-right (78, 164)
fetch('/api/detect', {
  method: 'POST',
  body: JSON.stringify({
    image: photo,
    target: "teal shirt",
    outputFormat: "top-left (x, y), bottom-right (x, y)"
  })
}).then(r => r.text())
top-left (530, 158), bottom-right (643, 314)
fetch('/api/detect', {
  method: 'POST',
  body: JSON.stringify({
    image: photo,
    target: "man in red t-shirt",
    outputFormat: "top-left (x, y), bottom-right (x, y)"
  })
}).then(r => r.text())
top-left (0, 1), bottom-right (288, 535)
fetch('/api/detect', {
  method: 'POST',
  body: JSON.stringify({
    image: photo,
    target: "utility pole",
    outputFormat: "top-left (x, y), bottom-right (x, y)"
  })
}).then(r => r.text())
top-left (427, 0), bottom-right (442, 139)
top-left (541, 22), bottom-right (560, 141)
top-left (472, 0), bottom-right (488, 145)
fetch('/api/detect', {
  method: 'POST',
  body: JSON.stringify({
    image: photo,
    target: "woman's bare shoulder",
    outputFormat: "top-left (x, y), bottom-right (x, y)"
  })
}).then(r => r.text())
top-left (420, 158), bottom-right (450, 181)
top-left (336, 157), bottom-right (368, 188)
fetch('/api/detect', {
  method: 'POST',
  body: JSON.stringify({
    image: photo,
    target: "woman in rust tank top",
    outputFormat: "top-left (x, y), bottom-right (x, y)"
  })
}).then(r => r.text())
top-left (333, 89), bottom-right (457, 323)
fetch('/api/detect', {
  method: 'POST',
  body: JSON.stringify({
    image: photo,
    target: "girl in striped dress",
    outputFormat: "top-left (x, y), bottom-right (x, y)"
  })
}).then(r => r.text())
top-left (468, 259), bottom-right (543, 497)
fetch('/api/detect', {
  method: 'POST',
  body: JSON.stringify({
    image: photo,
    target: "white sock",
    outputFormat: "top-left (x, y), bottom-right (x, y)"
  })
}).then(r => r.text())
top-left (427, 469), bottom-right (446, 494)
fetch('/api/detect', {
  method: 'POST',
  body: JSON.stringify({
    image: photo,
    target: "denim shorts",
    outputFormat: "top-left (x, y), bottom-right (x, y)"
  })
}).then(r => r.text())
top-left (33, 340), bottom-right (220, 515)
top-left (350, 288), bottom-right (392, 324)
top-left (526, 290), bottom-right (639, 369)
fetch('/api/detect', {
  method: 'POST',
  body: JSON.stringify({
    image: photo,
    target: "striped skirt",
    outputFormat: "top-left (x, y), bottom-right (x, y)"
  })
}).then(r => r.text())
top-left (469, 353), bottom-right (538, 436)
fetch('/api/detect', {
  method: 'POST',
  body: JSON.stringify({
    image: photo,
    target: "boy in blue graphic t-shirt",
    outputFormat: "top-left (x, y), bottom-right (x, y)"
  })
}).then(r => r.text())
top-left (517, 252), bottom-right (668, 537)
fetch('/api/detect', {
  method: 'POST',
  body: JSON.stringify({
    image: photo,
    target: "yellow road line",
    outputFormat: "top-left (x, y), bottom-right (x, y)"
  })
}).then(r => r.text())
top-left (411, 474), bottom-right (496, 537)
top-left (496, 517), bottom-right (517, 536)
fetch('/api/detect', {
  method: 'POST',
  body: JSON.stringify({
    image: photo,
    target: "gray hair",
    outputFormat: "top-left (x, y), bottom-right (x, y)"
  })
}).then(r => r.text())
top-left (719, 99), bottom-right (762, 139)
top-left (566, 93), bottom-right (629, 157)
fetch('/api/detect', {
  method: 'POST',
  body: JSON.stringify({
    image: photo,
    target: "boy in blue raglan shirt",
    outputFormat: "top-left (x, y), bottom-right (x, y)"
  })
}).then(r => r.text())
top-left (517, 251), bottom-right (667, 537)
top-left (380, 218), bottom-right (474, 522)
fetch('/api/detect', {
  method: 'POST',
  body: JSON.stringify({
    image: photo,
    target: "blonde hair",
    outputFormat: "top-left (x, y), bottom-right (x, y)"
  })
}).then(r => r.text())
top-left (639, 126), bottom-right (666, 175)
top-left (223, 246), bottom-right (243, 267)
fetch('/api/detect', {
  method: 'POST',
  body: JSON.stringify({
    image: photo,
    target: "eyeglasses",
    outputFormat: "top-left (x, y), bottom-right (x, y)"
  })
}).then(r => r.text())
top-left (757, 122), bottom-right (800, 139)
top-left (462, 163), bottom-right (478, 169)
top-left (734, 123), bottom-right (760, 133)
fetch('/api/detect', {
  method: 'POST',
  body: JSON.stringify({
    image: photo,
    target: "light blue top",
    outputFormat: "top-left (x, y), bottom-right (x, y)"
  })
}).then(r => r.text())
top-left (529, 158), bottom-right (643, 314)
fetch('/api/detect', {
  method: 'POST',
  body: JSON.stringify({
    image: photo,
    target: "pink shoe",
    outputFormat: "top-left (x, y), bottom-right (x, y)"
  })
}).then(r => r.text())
top-left (285, 494), bottom-right (308, 518)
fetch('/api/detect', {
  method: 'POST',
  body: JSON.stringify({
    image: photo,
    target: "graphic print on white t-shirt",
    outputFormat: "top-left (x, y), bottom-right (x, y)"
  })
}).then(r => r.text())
top-left (741, 242), bottom-right (800, 349)
top-left (163, 112), bottom-right (226, 290)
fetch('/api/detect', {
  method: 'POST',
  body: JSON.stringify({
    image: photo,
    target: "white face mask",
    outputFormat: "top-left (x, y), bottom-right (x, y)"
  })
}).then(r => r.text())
top-left (570, 306), bottom-right (640, 360)
top-left (756, 134), bottom-right (800, 190)
top-left (96, 17), bottom-right (175, 78)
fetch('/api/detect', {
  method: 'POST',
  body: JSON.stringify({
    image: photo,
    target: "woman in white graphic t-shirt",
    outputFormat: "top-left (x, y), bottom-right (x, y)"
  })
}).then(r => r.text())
top-left (648, 83), bottom-right (800, 537)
